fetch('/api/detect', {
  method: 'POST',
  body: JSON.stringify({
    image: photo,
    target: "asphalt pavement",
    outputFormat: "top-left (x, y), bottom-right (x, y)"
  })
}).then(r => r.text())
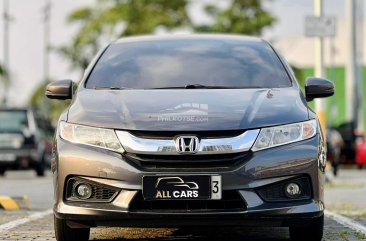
top-left (0, 168), bottom-right (365, 241)
top-left (0, 170), bottom-right (53, 210)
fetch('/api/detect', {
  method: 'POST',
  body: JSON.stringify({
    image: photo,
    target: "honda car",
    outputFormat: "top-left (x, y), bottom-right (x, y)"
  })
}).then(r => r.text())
top-left (46, 35), bottom-right (334, 241)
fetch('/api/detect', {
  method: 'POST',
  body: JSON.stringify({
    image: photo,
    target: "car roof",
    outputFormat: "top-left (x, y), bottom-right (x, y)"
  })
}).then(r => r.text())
top-left (113, 34), bottom-right (265, 45)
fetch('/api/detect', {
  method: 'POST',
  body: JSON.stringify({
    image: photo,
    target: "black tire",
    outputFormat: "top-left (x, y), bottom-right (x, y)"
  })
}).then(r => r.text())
top-left (54, 215), bottom-right (90, 241)
top-left (0, 167), bottom-right (5, 176)
top-left (35, 154), bottom-right (46, 177)
top-left (35, 163), bottom-right (45, 177)
top-left (359, 165), bottom-right (363, 170)
top-left (289, 215), bottom-right (324, 241)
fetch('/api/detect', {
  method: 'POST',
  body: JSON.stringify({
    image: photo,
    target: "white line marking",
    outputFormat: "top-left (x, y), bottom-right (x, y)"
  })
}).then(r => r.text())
top-left (0, 209), bottom-right (53, 232)
top-left (325, 210), bottom-right (366, 235)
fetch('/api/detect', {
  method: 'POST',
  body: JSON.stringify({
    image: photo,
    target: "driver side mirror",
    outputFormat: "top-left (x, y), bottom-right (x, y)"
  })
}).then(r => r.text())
top-left (45, 79), bottom-right (73, 100)
top-left (305, 77), bottom-right (334, 101)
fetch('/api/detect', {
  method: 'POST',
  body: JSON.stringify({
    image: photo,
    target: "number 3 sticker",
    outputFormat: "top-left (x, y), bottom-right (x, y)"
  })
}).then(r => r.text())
top-left (211, 176), bottom-right (222, 200)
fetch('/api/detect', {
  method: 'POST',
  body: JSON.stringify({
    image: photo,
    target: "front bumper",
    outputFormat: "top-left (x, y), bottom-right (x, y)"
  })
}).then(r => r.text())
top-left (55, 189), bottom-right (323, 228)
top-left (56, 202), bottom-right (323, 228)
top-left (53, 134), bottom-right (325, 227)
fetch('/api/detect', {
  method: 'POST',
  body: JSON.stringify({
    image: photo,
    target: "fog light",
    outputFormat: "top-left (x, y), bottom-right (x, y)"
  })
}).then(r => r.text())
top-left (75, 184), bottom-right (92, 199)
top-left (285, 183), bottom-right (301, 197)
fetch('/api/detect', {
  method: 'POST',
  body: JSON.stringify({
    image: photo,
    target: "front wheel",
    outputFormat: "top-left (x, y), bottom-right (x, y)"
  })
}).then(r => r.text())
top-left (289, 214), bottom-right (324, 241)
top-left (54, 215), bottom-right (90, 241)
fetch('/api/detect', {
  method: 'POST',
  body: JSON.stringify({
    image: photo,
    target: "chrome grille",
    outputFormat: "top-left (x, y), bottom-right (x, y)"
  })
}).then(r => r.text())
top-left (116, 129), bottom-right (259, 155)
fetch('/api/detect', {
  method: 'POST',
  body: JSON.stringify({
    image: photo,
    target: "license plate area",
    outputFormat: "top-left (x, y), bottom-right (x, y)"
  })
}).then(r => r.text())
top-left (143, 175), bottom-right (221, 200)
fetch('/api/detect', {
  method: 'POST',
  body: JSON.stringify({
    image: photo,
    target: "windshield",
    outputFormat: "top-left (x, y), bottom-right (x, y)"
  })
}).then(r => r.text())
top-left (0, 110), bottom-right (28, 133)
top-left (86, 39), bottom-right (291, 89)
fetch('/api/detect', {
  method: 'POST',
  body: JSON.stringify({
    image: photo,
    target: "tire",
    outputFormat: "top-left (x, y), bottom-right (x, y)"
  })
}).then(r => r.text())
top-left (35, 154), bottom-right (46, 177)
top-left (35, 163), bottom-right (45, 177)
top-left (289, 215), bottom-right (324, 241)
top-left (0, 167), bottom-right (5, 176)
top-left (359, 165), bottom-right (363, 170)
top-left (54, 215), bottom-right (90, 241)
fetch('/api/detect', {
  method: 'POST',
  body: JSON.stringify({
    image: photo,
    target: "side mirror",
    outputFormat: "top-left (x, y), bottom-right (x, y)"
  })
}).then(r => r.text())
top-left (45, 79), bottom-right (73, 100)
top-left (305, 77), bottom-right (334, 101)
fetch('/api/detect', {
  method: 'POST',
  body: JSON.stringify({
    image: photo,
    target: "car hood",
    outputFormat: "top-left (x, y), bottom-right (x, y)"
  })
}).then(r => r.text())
top-left (67, 88), bottom-right (309, 131)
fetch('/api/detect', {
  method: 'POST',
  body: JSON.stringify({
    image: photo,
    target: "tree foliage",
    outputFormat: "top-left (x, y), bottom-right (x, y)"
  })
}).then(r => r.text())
top-left (59, 0), bottom-right (191, 71)
top-left (196, 0), bottom-right (275, 35)
top-left (0, 64), bottom-right (4, 76)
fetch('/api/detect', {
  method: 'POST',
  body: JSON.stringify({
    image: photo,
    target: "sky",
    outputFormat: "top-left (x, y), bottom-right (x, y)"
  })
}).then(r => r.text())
top-left (0, 0), bottom-right (355, 106)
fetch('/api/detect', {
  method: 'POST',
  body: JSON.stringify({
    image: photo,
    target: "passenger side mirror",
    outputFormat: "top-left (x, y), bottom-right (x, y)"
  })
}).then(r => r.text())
top-left (305, 77), bottom-right (334, 101)
top-left (45, 79), bottom-right (73, 100)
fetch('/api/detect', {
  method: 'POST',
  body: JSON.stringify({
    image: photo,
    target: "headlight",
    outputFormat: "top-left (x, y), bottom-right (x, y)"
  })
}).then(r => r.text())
top-left (252, 119), bottom-right (317, 151)
top-left (59, 122), bottom-right (125, 153)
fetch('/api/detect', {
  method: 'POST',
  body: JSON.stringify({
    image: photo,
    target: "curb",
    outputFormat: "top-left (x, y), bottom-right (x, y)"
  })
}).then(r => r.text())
top-left (0, 196), bottom-right (29, 210)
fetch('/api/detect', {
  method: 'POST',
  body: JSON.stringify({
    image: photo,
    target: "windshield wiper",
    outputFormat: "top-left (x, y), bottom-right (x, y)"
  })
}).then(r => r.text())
top-left (151, 84), bottom-right (240, 89)
top-left (94, 86), bottom-right (131, 90)
top-left (94, 85), bottom-right (264, 90)
top-left (186, 84), bottom-right (220, 89)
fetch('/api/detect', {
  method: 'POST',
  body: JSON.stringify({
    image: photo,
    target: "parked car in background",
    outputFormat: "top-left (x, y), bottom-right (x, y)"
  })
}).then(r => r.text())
top-left (337, 122), bottom-right (357, 164)
top-left (326, 127), bottom-right (344, 176)
top-left (46, 35), bottom-right (334, 241)
top-left (0, 107), bottom-right (52, 176)
top-left (355, 134), bottom-right (366, 169)
top-left (337, 122), bottom-right (366, 167)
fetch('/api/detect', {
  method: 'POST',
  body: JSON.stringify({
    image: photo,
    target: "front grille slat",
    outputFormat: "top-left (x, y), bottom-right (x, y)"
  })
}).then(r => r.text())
top-left (129, 191), bottom-right (246, 213)
top-left (129, 130), bottom-right (245, 139)
top-left (124, 152), bottom-right (251, 170)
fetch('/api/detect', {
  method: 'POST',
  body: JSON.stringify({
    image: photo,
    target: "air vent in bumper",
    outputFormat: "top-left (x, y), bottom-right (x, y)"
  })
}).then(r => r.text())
top-left (256, 176), bottom-right (312, 202)
top-left (65, 177), bottom-right (119, 203)
top-left (129, 190), bottom-right (246, 213)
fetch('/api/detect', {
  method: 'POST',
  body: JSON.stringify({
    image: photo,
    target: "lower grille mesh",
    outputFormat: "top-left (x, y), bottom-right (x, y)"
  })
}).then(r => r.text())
top-left (129, 190), bottom-right (246, 212)
top-left (91, 186), bottom-right (117, 200)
